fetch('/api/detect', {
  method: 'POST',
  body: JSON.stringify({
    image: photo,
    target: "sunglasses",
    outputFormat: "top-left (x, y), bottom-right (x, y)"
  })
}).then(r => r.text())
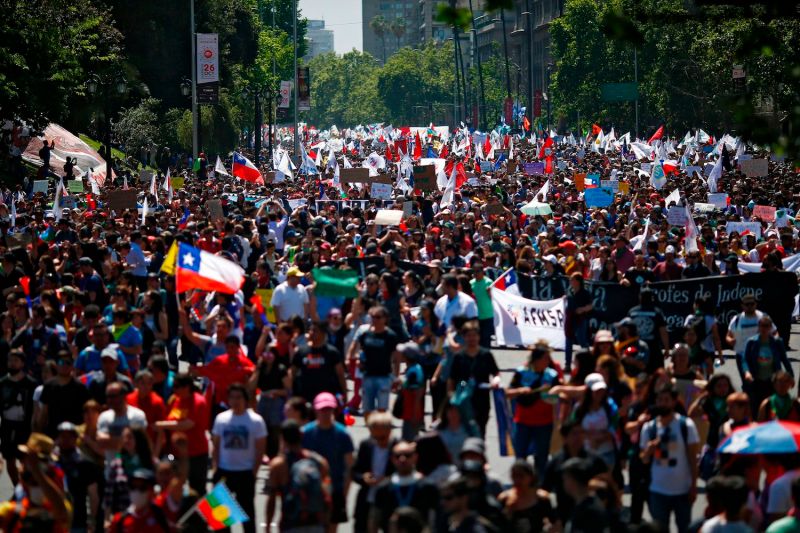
top-left (393, 452), bottom-right (414, 459)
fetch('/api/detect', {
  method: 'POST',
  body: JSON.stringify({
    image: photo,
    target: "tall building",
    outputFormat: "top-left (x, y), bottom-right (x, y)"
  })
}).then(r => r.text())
top-left (362, 0), bottom-right (419, 64)
top-left (305, 19), bottom-right (334, 60)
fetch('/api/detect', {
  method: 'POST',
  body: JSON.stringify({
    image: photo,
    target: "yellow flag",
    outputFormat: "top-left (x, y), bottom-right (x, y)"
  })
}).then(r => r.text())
top-left (161, 241), bottom-right (178, 275)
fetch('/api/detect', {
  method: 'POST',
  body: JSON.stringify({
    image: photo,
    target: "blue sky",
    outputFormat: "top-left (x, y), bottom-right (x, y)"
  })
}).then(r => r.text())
top-left (300, 0), bottom-right (363, 54)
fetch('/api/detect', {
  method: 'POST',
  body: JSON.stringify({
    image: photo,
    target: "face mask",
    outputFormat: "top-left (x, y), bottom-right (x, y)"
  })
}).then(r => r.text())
top-left (28, 487), bottom-right (44, 505)
top-left (129, 489), bottom-right (149, 508)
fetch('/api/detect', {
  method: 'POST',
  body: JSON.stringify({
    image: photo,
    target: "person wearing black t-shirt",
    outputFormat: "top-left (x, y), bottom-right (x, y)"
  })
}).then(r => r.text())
top-left (0, 350), bottom-right (37, 484)
top-left (622, 252), bottom-right (656, 288)
top-left (627, 287), bottom-right (670, 372)
top-left (560, 457), bottom-right (610, 533)
top-left (448, 321), bottom-right (500, 438)
top-left (39, 353), bottom-right (90, 437)
top-left (348, 305), bottom-right (401, 416)
top-left (290, 321), bottom-right (347, 404)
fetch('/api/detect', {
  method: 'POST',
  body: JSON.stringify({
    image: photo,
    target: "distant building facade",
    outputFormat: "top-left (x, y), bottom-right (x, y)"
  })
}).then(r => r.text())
top-left (305, 19), bottom-right (335, 60)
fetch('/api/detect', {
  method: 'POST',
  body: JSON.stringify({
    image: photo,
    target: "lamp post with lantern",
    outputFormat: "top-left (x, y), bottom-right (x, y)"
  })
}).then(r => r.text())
top-left (86, 73), bottom-right (127, 183)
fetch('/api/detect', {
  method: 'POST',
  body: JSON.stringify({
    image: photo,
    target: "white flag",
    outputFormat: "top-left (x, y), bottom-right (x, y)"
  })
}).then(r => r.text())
top-left (162, 169), bottom-right (170, 192)
top-left (707, 154), bottom-right (722, 193)
top-left (150, 173), bottom-right (157, 195)
top-left (123, 175), bottom-right (128, 190)
top-left (535, 179), bottom-right (551, 201)
top-left (215, 156), bottom-right (229, 176)
top-left (440, 165), bottom-right (457, 208)
top-left (141, 197), bottom-right (148, 225)
top-left (277, 151), bottom-right (293, 180)
top-left (684, 204), bottom-right (699, 253)
top-left (53, 181), bottom-right (63, 221)
top-left (664, 188), bottom-right (681, 207)
top-left (10, 199), bottom-right (16, 228)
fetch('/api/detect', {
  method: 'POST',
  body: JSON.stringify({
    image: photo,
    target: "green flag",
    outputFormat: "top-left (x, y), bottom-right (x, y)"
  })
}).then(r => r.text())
top-left (312, 267), bottom-right (359, 298)
top-left (192, 157), bottom-right (201, 172)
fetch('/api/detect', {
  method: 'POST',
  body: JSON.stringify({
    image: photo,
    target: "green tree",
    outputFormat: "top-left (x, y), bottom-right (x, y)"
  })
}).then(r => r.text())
top-left (113, 98), bottom-right (160, 157)
top-left (0, 0), bottom-right (123, 130)
top-left (390, 18), bottom-right (407, 50)
top-left (370, 15), bottom-right (389, 64)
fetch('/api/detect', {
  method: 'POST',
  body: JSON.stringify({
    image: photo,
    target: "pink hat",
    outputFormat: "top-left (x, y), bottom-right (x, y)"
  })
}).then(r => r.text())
top-left (313, 392), bottom-right (338, 410)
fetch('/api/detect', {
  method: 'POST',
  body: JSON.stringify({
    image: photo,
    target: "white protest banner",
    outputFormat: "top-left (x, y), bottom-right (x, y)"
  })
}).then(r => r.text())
top-left (684, 165), bottom-right (703, 177)
top-left (600, 180), bottom-right (619, 192)
top-left (491, 288), bottom-right (565, 350)
top-left (738, 254), bottom-right (800, 273)
top-left (640, 163), bottom-right (652, 173)
top-left (370, 182), bottom-right (393, 200)
top-left (740, 158), bottom-right (768, 178)
top-left (667, 206), bottom-right (688, 226)
top-left (33, 180), bottom-right (48, 194)
top-left (693, 203), bottom-right (715, 213)
top-left (725, 222), bottom-right (762, 239)
top-left (708, 193), bottom-right (728, 208)
top-left (287, 198), bottom-right (307, 210)
top-left (373, 209), bottom-right (403, 226)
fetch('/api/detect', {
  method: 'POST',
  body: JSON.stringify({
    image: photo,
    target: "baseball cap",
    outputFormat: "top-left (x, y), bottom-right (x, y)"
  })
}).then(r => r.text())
top-left (313, 392), bottom-right (338, 410)
top-left (57, 421), bottom-right (78, 434)
top-left (665, 245), bottom-right (676, 254)
top-left (542, 254), bottom-right (558, 264)
top-left (100, 346), bottom-right (119, 361)
top-left (459, 437), bottom-right (486, 459)
top-left (286, 266), bottom-right (302, 277)
top-left (594, 330), bottom-right (614, 343)
top-left (584, 372), bottom-right (607, 391)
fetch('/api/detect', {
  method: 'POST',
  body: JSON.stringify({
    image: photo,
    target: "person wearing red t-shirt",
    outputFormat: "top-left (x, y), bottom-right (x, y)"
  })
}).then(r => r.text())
top-left (155, 373), bottom-right (210, 496)
top-left (506, 343), bottom-right (561, 478)
top-left (126, 370), bottom-right (166, 442)
top-left (197, 227), bottom-right (222, 253)
top-left (191, 334), bottom-right (255, 411)
top-left (109, 469), bottom-right (170, 533)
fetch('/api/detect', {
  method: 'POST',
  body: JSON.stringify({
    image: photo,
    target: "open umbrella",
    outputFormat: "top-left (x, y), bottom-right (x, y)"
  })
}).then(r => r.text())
top-left (521, 200), bottom-right (553, 216)
top-left (717, 420), bottom-right (800, 454)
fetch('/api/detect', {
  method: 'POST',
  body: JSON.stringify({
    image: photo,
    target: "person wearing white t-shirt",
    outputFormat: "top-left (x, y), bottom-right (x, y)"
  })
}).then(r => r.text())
top-left (726, 295), bottom-right (773, 380)
top-left (211, 383), bottom-right (266, 533)
top-left (766, 459), bottom-right (800, 524)
top-left (97, 382), bottom-right (147, 464)
top-left (640, 384), bottom-right (700, 533)
top-left (434, 274), bottom-right (478, 329)
top-left (271, 266), bottom-right (310, 322)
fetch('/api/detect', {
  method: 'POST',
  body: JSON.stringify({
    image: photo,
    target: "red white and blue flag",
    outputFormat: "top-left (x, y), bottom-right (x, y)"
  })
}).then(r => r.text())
top-left (175, 243), bottom-right (245, 295)
top-left (232, 152), bottom-right (263, 184)
top-left (492, 267), bottom-right (520, 295)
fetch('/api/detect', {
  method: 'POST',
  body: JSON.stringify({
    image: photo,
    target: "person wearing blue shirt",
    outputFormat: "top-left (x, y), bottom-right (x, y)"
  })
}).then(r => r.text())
top-left (75, 323), bottom-right (129, 375)
top-left (742, 315), bottom-right (793, 414)
top-left (302, 392), bottom-right (355, 527)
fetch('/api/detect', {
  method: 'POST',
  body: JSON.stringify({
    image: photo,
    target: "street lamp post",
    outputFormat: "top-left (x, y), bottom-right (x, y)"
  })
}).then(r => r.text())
top-left (244, 85), bottom-right (281, 167)
top-left (189, 0), bottom-right (198, 159)
top-left (87, 73), bottom-right (127, 183)
top-left (546, 63), bottom-right (553, 131)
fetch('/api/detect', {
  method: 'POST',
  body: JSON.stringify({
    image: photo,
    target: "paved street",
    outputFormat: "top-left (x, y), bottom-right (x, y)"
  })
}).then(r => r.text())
top-left (2, 322), bottom-right (798, 531)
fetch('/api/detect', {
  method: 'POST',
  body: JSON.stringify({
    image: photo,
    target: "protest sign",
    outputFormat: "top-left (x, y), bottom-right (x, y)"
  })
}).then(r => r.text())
top-left (106, 190), bottom-right (138, 212)
top-left (557, 161), bottom-right (567, 171)
top-left (523, 162), bottom-right (545, 176)
top-left (708, 193), bottom-right (728, 208)
top-left (412, 165), bottom-right (436, 190)
top-left (33, 180), bottom-right (48, 194)
top-left (340, 168), bottom-right (371, 183)
top-left (370, 182), bottom-right (393, 200)
top-left (373, 209), bottom-right (403, 226)
top-left (171, 177), bottom-right (185, 190)
top-left (640, 163), bottom-right (652, 173)
top-left (574, 173), bottom-right (586, 191)
top-left (402, 201), bottom-right (413, 217)
top-left (263, 171), bottom-right (276, 183)
top-left (693, 203), bottom-right (715, 213)
top-left (206, 199), bottom-right (224, 221)
top-left (140, 170), bottom-right (153, 185)
top-left (584, 187), bottom-right (614, 208)
top-left (494, 149), bottom-right (508, 160)
top-left (600, 180), bottom-right (619, 192)
top-left (61, 196), bottom-right (77, 209)
top-left (725, 221), bottom-right (762, 239)
top-left (68, 180), bottom-right (84, 194)
top-left (667, 206), bottom-right (688, 225)
top-left (587, 173), bottom-right (601, 186)
top-left (684, 166), bottom-right (703, 177)
top-left (491, 289), bottom-right (566, 349)
top-left (516, 272), bottom-right (797, 345)
top-left (740, 158), bottom-right (768, 178)
top-left (618, 182), bottom-right (630, 195)
top-left (752, 204), bottom-right (776, 222)
top-left (287, 198), bottom-right (307, 210)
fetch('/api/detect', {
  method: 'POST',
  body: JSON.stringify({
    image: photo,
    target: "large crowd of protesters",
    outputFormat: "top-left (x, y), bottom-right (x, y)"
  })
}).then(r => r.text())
top-left (0, 121), bottom-right (798, 533)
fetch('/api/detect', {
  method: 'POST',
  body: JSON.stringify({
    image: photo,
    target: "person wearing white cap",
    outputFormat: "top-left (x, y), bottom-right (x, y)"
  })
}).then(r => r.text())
top-left (570, 373), bottom-right (618, 470)
top-left (270, 266), bottom-right (310, 322)
top-left (653, 245), bottom-right (683, 281)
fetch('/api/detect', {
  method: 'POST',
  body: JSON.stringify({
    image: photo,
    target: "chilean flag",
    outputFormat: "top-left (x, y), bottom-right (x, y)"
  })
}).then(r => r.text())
top-left (175, 243), bottom-right (245, 295)
top-left (492, 267), bottom-right (520, 295)
top-left (232, 152), bottom-right (263, 184)
top-left (648, 125), bottom-right (665, 144)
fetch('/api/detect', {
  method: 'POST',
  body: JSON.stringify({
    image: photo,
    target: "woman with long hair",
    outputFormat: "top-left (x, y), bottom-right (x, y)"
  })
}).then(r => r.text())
top-left (411, 300), bottom-right (445, 420)
top-left (378, 272), bottom-right (409, 341)
top-left (571, 375), bottom-right (618, 470)
top-left (498, 460), bottom-right (559, 533)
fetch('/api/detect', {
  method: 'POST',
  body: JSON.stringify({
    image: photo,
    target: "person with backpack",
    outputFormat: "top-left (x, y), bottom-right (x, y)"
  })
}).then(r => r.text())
top-left (210, 383), bottom-right (266, 533)
top-left (302, 392), bottom-right (355, 531)
top-left (266, 419), bottom-right (331, 533)
top-left (639, 383), bottom-right (701, 533)
top-left (682, 296), bottom-right (723, 375)
top-left (108, 468), bottom-right (170, 533)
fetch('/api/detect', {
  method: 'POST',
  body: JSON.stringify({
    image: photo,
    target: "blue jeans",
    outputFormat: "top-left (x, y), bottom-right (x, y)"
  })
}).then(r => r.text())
top-left (564, 320), bottom-right (589, 370)
top-left (648, 491), bottom-right (691, 533)
top-left (513, 423), bottom-right (553, 478)
top-left (362, 375), bottom-right (392, 413)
